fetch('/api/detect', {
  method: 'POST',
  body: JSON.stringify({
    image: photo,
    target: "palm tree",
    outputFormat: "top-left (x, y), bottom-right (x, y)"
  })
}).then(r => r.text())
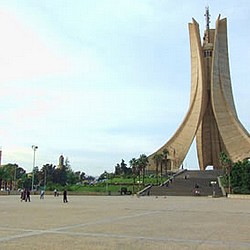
top-left (153, 153), bottom-right (162, 185)
top-left (219, 152), bottom-right (232, 194)
top-left (138, 154), bottom-right (148, 187)
top-left (129, 158), bottom-right (138, 193)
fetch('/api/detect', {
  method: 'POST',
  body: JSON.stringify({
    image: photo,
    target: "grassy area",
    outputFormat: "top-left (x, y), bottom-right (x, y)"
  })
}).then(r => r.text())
top-left (62, 176), bottom-right (169, 195)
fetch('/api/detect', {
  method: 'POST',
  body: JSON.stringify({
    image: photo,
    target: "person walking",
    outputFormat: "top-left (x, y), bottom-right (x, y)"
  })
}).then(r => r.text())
top-left (63, 190), bottom-right (68, 203)
top-left (20, 189), bottom-right (25, 201)
top-left (25, 189), bottom-right (31, 202)
top-left (40, 190), bottom-right (45, 199)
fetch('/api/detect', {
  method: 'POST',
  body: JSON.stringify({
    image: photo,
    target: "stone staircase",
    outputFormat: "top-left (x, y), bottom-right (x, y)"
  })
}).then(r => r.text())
top-left (149, 170), bottom-right (224, 197)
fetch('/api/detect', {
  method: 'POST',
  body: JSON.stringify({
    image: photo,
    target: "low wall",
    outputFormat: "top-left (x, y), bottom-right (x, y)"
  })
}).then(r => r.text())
top-left (228, 194), bottom-right (250, 199)
top-left (0, 191), bottom-right (113, 196)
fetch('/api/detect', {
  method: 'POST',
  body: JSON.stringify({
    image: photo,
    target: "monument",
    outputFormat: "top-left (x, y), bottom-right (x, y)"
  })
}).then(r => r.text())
top-left (148, 8), bottom-right (250, 172)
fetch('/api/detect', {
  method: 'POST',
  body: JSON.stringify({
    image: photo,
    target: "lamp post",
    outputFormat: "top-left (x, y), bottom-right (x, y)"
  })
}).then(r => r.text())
top-left (14, 164), bottom-right (16, 191)
top-left (31, 145), bottom-right (38, 192)
top-left (105, 172), bottom-right (109, 194)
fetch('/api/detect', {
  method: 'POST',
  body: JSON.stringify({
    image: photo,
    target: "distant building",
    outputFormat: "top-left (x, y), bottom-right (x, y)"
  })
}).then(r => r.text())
top-left (58, 155), bottom-right (64, 168)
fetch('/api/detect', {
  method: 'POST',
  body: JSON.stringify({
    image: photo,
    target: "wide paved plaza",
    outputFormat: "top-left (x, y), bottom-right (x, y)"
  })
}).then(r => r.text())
top-left (0, 194), bottom-right (249, 249)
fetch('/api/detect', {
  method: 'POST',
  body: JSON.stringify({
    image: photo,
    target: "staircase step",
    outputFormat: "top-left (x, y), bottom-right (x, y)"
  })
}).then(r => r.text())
top-left (148, 170), bottom-right (223, 197)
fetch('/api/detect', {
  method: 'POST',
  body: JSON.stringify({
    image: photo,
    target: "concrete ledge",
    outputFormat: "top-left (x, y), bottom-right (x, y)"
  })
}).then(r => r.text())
top-left (228, 194), bottom-right (250, 199)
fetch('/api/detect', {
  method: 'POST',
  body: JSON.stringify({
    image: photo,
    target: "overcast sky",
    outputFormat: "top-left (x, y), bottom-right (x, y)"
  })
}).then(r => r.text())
top-left (0, 1), bottom-right (249, 176)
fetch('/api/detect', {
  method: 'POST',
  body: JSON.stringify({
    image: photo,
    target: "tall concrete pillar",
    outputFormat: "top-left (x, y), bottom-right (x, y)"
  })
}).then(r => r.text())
top-left (149, 10), bottom-right (250, 172)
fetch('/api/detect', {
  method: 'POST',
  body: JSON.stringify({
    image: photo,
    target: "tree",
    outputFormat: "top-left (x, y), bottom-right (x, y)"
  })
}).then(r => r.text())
top-left (65, 157), bottom-right (70, 168)
top-left (137, 154), bottom-right (148, 187)
top-left (0, 164), bottom-right (21, 190)
top-left (129, 158), bottom-right (137, 175)
top-left (220, 152), bottom-right (232, 170)
top-left (0, 167), bottom-right (3, 189)
top-left (38, 164), bottom-right (55, 190)
top-left (120, 159), bottom-right (127, 174)
top-left (219, 152), bottom-right (232, 193)
top-left (66, 168), bottom-right (79, 185)
top-left (41, 164), bottom-right (56, 183)
top-left (129, 158), bottom-right (138, 193)
top-left (115, 160), bottom-right (131, 176)
top-left (22, 174), bottom-right (32, 189)
top-left (230, 160), bottom-right (250, 194)
top-left (98, 171), bottom-right (107, 181)
top-left (32, 166), bottom-right (40, 190)
top-left (153, 153), bottom-right (162, 184)
top-left (53, 167), bottom-right (67, 186)
top-left (115, 163), bottom-right (121, 175)
top-left (0, 166), bottom-right (11, 190)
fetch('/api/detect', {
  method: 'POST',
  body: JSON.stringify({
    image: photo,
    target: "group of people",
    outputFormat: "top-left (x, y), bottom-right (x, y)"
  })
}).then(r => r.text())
top-left (53, 189), bottom-right (67, 202)
top-left (20, 189), bottom-right (68, 202)
top-left (20, 189), bottom-right (31, 202)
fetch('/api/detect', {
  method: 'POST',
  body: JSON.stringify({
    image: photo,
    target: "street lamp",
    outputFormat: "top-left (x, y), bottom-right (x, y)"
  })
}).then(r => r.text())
top-left (31, 145), bottom-right (38, 192)
top-left (13, 164), bottom-right (17, 191)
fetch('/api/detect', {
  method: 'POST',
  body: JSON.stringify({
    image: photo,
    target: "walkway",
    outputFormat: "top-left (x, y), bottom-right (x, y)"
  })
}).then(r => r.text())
top-left (0, 195), bottom-right (249, 249)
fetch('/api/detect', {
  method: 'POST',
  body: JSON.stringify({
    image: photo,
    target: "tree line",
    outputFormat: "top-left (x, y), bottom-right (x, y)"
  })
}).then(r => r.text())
top-left (99, 154), bottom-right (149, 185)
top-left (99, 152), bottom-right (170, 187)
top-left (0, 159), bottom-right (89, 191)
top-left (1, 151), bottom-right (249, 194)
